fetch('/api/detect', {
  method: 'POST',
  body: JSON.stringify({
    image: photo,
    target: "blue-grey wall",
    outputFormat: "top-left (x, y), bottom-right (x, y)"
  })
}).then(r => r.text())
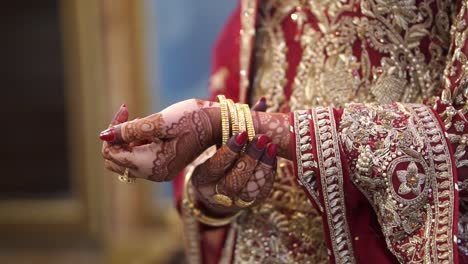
top-left (145, 0), bottom-right (237, 199)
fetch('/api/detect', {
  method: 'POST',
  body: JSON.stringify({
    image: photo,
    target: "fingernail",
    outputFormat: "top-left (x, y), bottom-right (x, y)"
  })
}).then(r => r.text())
top-left (260, 97), bottom-right (266, 103)
top-left (256, 135), bottom-right (269, 149)
top-left (235, 131), bottom-right (248, 145)
top-left (266, 143), bottom-right (278, 158)
top-left (122, 103), bottom-right (126, 108)
top-left (100, 127), bottom-right (115, 141)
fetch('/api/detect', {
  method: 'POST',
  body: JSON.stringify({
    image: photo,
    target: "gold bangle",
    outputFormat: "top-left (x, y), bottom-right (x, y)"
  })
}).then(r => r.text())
top-left (241, 104), bottom-right (256, 141)
top-left (182, 165), bottom-right (241, 226)
top-left (226, 99), bottom-right (239, 135)
top-left (216, 95), bottom-right (230, 144)
top-left (236, 103), bottom-right (247, 134)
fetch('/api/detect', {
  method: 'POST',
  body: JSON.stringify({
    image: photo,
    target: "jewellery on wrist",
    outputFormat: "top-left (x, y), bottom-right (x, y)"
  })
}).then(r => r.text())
top-left (212, 183), bottom-right (234, 207)
top-left (236, 103), bottom-right (247, 134)
top-left (235, 197), bottom-right (255, 208)
top-left (241, 104), bottom-right (256, 141)
top-left (118, 168), bottom-right (136, 183)
top-left (182, 165), bottom-right (241, 226)
top-left (226, 99), bottom-right (239, 135)
top-left (216, 95), bottom-right (230, 144)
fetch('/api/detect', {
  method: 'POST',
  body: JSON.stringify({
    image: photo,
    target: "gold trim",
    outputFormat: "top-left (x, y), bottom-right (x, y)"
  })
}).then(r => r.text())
top-left (239, 0), bottom-right (258, 103)
top-left (217, 95), bottom-right (230, 143)
top-left (227, 99), bottom-right (239, 135)
top-left (241, 104), bottom-right (255, 141)
top-left (313, 107), bottom-right (355, 263)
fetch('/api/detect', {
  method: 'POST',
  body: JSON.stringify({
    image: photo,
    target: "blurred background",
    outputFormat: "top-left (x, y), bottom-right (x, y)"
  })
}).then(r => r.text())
top-left (0, 0), bottom-right (235, 263)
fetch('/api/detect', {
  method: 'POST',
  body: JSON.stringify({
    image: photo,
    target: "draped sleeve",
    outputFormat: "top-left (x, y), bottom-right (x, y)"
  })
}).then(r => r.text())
top-left (290, 1), bottom-right (468, 263)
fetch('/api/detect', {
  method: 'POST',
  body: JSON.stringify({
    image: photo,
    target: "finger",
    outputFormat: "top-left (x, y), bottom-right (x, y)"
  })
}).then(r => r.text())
top-left (110, 104), bottom-right (129, 126)
top-left (100, 112), bottom-right (166, 144)
top-left (129, 139), bottom-right (153, 148)
top-left (100, 105), bottom-right (129, 141)
top-left (104, 141), bottom-right (179, 181)
top-left (101, 138), bottom-right (132, 161)
top-left (192, 131), bottom-right (248, 186)
top-left (239, 143), bottom-right (277, 202)
top-left (104, 160), bottom-right (138, 178)
top-left (223, 134), bottom-right (270, 195)
top-left (251, 97), bottom-right (267, 112)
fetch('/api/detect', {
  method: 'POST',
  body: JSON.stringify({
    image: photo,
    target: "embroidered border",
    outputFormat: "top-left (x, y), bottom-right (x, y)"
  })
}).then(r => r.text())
top-left (312, 107), bottom-right (355, 264)
top-left (340, 103), bottom-right (456, 263)
top-left (239, 0), bottom-right (257, 103)
top-left (411, 104), bottom-right (455, 263)
top-left (293, 110), bottom-right (322, 212)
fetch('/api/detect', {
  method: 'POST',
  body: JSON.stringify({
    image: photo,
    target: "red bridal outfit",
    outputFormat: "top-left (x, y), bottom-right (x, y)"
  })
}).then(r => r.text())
top-left (175, 0), bottom-right (468, 263)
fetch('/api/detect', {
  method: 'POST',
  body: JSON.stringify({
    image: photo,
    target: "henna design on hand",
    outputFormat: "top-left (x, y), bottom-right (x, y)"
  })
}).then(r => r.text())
top-left (147, 110), bottom-right (215, 181)
top-left (253, 111), bottom-right (291, 159)
top-left (240, 143), bottom-right (277, 202)
top-left (223, 135), bottom-right (270, 194)
top-left (101, 99), bottom-right (223, 182)
top-left (191, 132), bottom-right (248, 215)
top-left (121, 113), bottom-right (166, 142)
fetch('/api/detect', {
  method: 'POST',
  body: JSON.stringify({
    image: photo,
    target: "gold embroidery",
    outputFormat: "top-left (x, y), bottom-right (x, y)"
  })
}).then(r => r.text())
top-left (251, 0), bottom-right (451, 110)
top-left (233, 159), bottom-right (328, 264)
top-left (340, 103), bottom-right (455, 263)
top-left (237, 0), bottom-right (459, 262)
top-left (252, 0), bottom-right (296, 111)
top-left (312, 107), bottom-right (355, 263)
top-left (293, 110), bottom-right (321, 211)
top-left (239, 0), bottom-right (257, 103)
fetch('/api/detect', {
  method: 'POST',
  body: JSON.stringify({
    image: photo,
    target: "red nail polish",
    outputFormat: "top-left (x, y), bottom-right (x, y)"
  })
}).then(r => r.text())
top-left (256, 135), bottom-right (269, 149)
top-left (235, 131), bottom-right (248, 145)
top-left (100, 128), bottom-right (115, 141)
top-left (260, 97), bottom-right (266, 103)
top-left (266, 143), bottom-right (278, 158)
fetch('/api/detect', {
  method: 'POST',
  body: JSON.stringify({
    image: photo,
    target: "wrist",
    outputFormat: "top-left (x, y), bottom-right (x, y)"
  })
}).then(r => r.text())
top-left (200, 106), bottom-right (222, 146)
top-left (252, 111), bottom-right (292, 160)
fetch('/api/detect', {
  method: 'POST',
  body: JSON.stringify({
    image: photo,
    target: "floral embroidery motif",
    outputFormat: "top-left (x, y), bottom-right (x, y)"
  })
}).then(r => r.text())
top-left (340, 103), bottom-right (455, 263)
top-left (397, 161), bottom-right (426, 195)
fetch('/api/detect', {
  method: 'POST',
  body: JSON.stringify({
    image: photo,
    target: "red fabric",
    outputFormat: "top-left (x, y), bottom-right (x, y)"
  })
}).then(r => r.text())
top-left (333, 109), bottom-right (399, 264)
top-left (173, 0), bottom-right (468, 262)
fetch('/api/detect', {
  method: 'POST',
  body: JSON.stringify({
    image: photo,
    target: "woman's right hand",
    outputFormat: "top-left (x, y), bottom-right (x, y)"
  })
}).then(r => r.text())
top-left (191, 132), bottom-right (278, 216)
top-left (190, 98), bottom-right (278, 216)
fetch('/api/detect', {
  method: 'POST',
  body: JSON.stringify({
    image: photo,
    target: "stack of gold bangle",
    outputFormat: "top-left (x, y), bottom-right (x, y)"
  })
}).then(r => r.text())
top-left (185, 95), bottom-right (257, 226)
top-left (216, 95), bottom-right (256, 146)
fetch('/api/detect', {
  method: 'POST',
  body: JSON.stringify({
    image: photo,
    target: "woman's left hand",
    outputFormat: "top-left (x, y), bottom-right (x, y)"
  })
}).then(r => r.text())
top-left (100, 99), bottom-right (221, 182)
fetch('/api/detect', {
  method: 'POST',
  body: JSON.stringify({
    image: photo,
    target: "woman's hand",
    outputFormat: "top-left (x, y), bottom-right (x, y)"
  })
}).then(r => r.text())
top-left (189, 98), bottom-right (278, 215)
top-left (191, 132), bottom-right (278, 216)
top-left (100, 99), bottom-right (221, 182)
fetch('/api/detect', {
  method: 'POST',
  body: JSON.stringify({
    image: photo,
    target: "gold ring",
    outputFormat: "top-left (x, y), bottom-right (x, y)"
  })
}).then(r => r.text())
top-left (118, 168), bottom-right (136, 183)
top-left (235, 197), bottom-right (255, 208)
top-left (212, 183), bottom-right (233, 207)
